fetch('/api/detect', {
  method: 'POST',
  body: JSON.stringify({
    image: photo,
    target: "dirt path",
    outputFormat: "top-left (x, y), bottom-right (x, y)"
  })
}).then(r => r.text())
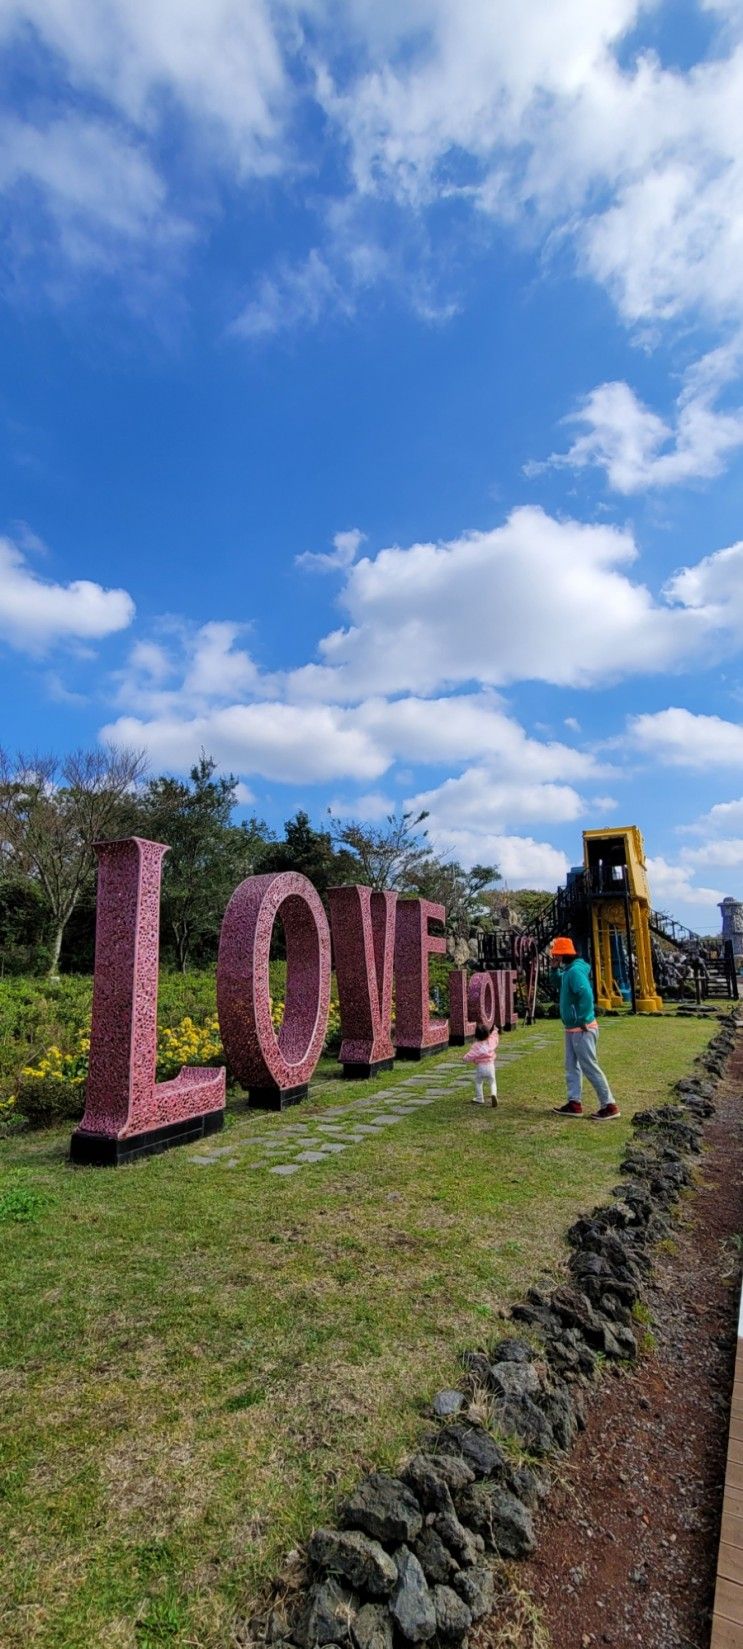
top-left (484, 1052), bottom-right (743, 1649)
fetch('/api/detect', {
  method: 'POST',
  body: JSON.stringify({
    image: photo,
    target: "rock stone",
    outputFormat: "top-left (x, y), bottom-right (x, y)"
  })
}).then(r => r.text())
top-left (432, 1585), bottom-right (472, 1642)
top-left (509, 1463), bottom-right (548, 1509)
top-left (432, 1390), bottom-right (466, 1419)
top-left (303, 1578), bottom-right (357, 1645)
top-left (456, 1483), bottom-right (536, 1558)
top-left (341, 1475), bottom-right (423, 1545)
top-left (412, 1527), bottom-right (460, 1585)
top-left (452, 1564), bottom-right (495, 1620)
top-left (389, 1546), bottom-right (437, 1643)
top-left (493, 1392), bottom-right (555, 1455)
top-left (435, 1425), bottom-right (508, 1481)
top-left (489, 1361), bottom-right (540, 1400)
top-left (308, 1529), bottom-right (398, 1598)
top-left (352, 1603), bottom-right (393, 1649)
top-left (432, 1507), bottom-right (483, 1568)
top-left (403, 1456), bottom-right (458, 1513)
top-left (419, 1453), bottom-right (474, 1495)
top-left (536, 1384), bottom-right (577, 1451)
top-left (488, 1337), bottom-right (533, 1364)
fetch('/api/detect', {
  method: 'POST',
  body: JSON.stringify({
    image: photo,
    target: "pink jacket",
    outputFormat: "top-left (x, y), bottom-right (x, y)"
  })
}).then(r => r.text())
top-left (464, 1029), bottom-right (499, 1064)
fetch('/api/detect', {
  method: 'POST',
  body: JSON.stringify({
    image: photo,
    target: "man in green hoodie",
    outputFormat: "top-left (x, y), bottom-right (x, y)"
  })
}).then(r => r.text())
top-left (550, 936), bottom-right (620, 1120)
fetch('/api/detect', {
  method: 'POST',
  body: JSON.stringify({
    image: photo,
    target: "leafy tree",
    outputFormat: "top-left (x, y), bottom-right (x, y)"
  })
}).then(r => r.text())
top-left (140, 754), bottom-right (272, 971)
top-left (412, 858), bottom-right (500, 939)
top-left (257, 811), bottom-right (358, 905)
top-left (331, 809), bottom-right (431, 891)
top-left (0, 745), bottom-right (146, 976)
top-left (503, 888), bottom-right (555, 926)
top-left (0, 876), bottom-right (51, 975)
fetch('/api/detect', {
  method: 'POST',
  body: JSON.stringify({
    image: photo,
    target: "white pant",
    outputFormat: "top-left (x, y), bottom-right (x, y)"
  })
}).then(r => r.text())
top-left (474, 1060), bottom-right (497, 1101)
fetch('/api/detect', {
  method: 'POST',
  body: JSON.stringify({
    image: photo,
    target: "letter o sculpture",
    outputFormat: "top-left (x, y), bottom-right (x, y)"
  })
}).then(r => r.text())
top-left (217, 871), bottom-right (331, 1109)
top-left (468, 971), bottom-right (496, 1031)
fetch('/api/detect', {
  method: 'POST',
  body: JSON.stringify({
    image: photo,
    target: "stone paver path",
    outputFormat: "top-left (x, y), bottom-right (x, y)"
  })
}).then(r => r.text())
top-left (188, 1025), bottom-right (552, 1177)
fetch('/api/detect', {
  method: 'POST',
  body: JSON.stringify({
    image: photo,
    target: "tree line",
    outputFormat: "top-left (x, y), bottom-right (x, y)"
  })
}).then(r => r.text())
top-left (0, 745), bottom-right (502, 976)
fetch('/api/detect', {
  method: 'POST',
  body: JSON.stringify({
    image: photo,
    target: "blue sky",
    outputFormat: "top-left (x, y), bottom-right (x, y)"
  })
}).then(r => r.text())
top-left (2, 0), bottom-right (743, 930)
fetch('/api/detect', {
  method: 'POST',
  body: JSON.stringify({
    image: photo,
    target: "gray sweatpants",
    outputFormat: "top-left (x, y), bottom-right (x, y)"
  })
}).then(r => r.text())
top-left (564, 1028), bottom-right (614, 1108)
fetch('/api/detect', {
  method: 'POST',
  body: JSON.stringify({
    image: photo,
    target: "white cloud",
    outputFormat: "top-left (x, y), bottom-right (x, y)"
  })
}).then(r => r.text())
top-left (287, 505), bottom-right (718, 700)
top-left (327, 791), bottom-right (396, 821)
top-left (0, 0), bottom-right (287, 172)
top-left (664, 537), bottom-right (743, 625)
top-left (101, 702), bottom-right (387, 784)
top-left (0, 114), bottom-right (187, 274)
top-left (626, 707), bottom-right (743, 769)
top-left (353, 694), bottom-right (603, 779)
top-left (646, 854), bottom-right (724, 910)
top-left (0, 535), bottom-right (134, 654)
top-left (531, 349), bottom-right (743, 493)
top-left (685, 797), bottom-right (743, 836)
top-left (420, 824), bottom-right (570, 886)
top-left (115, 621), bottom-right (262, 713)
top-left (681, 838), bottom-right (743, 871)
top-left (408, 767), bottom-right (586, 829)
top-left (315, 0), bottom-right (743, 342)
top-left (296, 527), bottom-right (366, 574)
top-left (232, 251), bottom-right (350, 339)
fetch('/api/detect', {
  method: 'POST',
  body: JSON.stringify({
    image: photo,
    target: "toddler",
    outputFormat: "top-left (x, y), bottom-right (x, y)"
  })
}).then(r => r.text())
top-left (463, 1023), bottom-right (499, 1107)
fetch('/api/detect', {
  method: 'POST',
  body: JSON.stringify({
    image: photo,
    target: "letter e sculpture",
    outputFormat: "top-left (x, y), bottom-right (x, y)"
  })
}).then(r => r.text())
top-left (394, 898), bottom-right (449, 1059)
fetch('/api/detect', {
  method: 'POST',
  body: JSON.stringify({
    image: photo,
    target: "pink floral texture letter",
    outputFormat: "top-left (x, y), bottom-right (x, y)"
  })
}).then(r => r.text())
top-left (468, 972), bottom-right (496, 1031)
top-left (394, 898), bottom-right (449, 1053)
top-left (329, 885), bottom-right (397, 1068)
top-left (448, 969), bottom-right (476, 1042)
top-left (217, 872), bottom-right (331, 1095)
top-left (491, 968), bottom-right (518, 1031)
top-left (76, 837), bottom-right (225, 1140)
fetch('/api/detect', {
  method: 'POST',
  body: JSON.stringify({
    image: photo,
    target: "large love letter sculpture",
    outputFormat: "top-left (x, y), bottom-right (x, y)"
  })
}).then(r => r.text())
top-left (394, 898), bottom-right (449, 1058)
top-left (329, 885), bottom-right (397, 1077)
top-left (70, 837), bottom-right (226, 1165)
top-left (217, 871), bottom-right (331, 1108)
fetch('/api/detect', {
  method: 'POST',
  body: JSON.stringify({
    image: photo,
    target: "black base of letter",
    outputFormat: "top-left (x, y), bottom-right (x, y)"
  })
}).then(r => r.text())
top-left (248, 1083), bottom-right (308, 1111)
top-left (342, 1057), bottom-right (395, 1080)
top-left (70, 1109), bottom-right (224, 1166)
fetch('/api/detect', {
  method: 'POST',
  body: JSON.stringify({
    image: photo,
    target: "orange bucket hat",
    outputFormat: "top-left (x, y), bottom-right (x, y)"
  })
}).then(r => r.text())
top-left (551, 936), bottom-right (577, 958)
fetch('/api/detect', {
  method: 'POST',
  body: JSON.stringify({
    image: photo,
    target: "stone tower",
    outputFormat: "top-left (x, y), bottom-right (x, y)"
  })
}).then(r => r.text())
top-left (719, 897), bottom-right (743, 960)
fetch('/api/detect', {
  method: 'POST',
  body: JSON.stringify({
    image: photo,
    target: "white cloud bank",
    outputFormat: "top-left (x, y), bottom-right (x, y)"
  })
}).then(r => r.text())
top-left (1, 0), bottom-right (742, 379)
top-left (531, 344), bottom-right (743, 494)
top-left (0, 535), bottom-right (134, 654)
top-left (288, 507), bottom-right (743, 700)
top-left (626, 707), bottom-right (743, 770)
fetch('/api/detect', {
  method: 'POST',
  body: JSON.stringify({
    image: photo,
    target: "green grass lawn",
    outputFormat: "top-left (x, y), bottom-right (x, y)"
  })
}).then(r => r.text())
top-left (0, 1014), bottom-right (713, 1649)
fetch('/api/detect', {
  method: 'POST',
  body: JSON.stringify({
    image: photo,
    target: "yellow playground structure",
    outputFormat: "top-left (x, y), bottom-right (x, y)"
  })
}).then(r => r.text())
top-left (583, 827), bottom-right (663, 1014)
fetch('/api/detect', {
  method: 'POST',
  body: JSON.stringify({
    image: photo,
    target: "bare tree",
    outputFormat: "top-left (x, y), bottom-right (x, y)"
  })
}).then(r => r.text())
top-left (330, 809), bottom-right (430, 890)
top-left (0, 745), bottom-right (146, 975)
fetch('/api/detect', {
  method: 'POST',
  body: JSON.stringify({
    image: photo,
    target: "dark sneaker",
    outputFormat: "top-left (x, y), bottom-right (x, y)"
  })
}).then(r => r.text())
top-left (491, 1095), bottom-right (498, 1109)
top-left (553, 1101), bottom-right (583, 1117)
top-left (588, 1103), bottom-right (621, 1121)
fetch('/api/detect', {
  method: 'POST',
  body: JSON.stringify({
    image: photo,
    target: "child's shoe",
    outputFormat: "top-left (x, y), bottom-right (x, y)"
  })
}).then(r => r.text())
top-left (490, 1095), bottom-right (498, 1108)
top-left (471, 1096), bottom-right (485, 1105)
top-left (588, 1102), bottom-right (621, 1121)
top-left (553, 1100), bottom-right (583, 1117)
